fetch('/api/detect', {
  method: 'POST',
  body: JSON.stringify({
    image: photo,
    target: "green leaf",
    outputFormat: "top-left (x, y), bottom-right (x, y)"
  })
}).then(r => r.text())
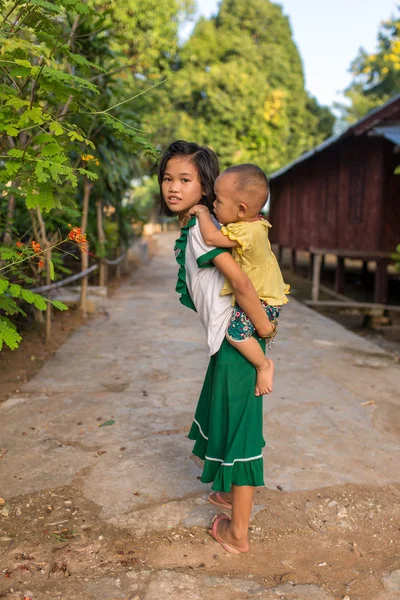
top-left (3, 161), bottom-right (21, 177)
top-left (39, 67), bottom-right (99, 94)
top-left (33, 294), bottom-right (47, 311)
top-left (19, 107), bottom-right (47, 126)
top-left (20, 289), bottom-right (35, 304)
top-left (68, 0), bottom-right (91, 14)
top-left (0, 296), bottom-right (19, 315)
top-left (64, 51), bottom-right (105, 73)
top-left (14, 59), bottom-right (32, 68)
top-left (35, 161), bottom-right (50, 183)
top-left (0, 317), bottom-right (22, 351)
top-left (9, 284), bottom-right (21, 298)
top-left (78, 168), bottom-right (98, 181)
top-left (49, 260), bottom-right (55, 281)
top-left (5, 98), bottom-right (30, 109)
top-left (10, 66), bottom-right (30, 78)
top-left (0, 247), bottom-right (19, 260)
top-left (5, 125), bottom-right (19, 136)
top-left (98, 419), bottom-right (116, 428)
top-left (41, 143), bottom-right (63, 157)
top-left (49, 122), bottom-right (64, 136)
top-left (38, 184), bottom-right (56, 212)
top-left (7, 149), bottom-right (24, 158)
top-left (0, 279), bottom-right (9, 294)
top-left (67, 130), bottom-right (84, 142)
top-left (30, 0), bottom-right (62, 12)
top-left (50, 299), bottom-right (68, 311)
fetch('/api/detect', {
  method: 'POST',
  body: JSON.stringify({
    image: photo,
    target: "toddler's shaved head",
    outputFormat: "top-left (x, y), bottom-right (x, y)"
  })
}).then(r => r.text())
top-left (221, 164), bottom-right (269, 216)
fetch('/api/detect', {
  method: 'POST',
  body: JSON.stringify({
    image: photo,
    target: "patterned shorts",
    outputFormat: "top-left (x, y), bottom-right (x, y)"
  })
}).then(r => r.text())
top-left (227, 300), bottom-right (281, 343)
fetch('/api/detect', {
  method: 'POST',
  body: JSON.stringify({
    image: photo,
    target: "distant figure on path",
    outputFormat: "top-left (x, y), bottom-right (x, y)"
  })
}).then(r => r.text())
top-left (159, 140), bottom-right (276, 555)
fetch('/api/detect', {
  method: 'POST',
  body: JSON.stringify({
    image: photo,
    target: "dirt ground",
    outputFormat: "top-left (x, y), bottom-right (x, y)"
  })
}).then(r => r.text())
top-left (1, 234), bottom-right (399, 600)
top-left (0, 481), bottom-right (399, 600)
top-left (0, 309), bottom-right (86, 405)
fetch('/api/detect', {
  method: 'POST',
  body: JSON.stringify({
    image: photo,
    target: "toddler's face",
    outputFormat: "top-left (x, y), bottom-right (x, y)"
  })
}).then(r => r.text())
top-left (213, 173), bottom-right (240, 225)
top-left (162, 157), bottom-right (204, 217)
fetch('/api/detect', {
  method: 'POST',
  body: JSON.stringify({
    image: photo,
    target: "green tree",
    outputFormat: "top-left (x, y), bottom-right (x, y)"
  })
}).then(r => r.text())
top-left (337, 7), bottom-right (400, 123)
top-left (1, 0), bottom-right (183, 348)
top-left (147, 0), bottom-right (334, 173)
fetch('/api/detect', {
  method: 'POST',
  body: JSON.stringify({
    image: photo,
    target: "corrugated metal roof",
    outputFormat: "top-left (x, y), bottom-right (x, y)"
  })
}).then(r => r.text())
top-left (269, 93), bottom-right (400, 181)
top-left (373, 125), bottom-right (400, 146)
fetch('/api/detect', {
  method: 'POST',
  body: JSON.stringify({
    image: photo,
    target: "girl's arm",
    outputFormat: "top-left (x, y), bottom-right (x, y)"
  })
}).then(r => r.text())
top-left (191, 206), bottom-right (239, 248)
top-left (212, 252), bottom-right (273, 338)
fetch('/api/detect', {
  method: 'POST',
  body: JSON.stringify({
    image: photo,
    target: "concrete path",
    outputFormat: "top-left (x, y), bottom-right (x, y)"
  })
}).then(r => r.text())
top-left (1, 233), bottom-right (399, 600)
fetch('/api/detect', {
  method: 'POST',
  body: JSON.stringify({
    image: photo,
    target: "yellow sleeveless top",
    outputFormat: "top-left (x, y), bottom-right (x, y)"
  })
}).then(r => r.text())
top-left (220, 219), bottom-right (290, 306)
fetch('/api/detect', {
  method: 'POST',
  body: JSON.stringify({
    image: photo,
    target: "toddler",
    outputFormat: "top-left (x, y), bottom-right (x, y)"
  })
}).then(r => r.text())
top-left (191, 163), bottom-right (289, 395)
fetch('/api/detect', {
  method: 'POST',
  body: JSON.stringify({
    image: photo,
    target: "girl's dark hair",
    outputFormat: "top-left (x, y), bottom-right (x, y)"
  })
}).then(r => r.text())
top-left (158, 140), bottom-right (220, 217)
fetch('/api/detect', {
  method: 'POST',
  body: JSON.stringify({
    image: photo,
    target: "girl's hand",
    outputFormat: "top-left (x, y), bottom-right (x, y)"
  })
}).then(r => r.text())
top-left (190, 204), bottom-right (210, 216)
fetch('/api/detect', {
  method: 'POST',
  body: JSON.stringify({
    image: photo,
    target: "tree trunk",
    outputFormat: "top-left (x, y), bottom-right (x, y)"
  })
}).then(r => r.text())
top-left (96, 198), bottom-right (106, 286)
top-left (45, 248), bottom-right (52, 344)
top-left (80, 177), bottom-right (92, 317)
top-left (3, 193), bottom-right (15, 245)
top-left (33, 208), bottom-right (57, 344)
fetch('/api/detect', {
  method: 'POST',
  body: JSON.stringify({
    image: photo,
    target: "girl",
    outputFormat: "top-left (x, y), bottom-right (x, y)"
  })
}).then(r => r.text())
top-left (190, 164), bottom-right (290, 396)
top-left (159, 140), bottom-right (274, 555)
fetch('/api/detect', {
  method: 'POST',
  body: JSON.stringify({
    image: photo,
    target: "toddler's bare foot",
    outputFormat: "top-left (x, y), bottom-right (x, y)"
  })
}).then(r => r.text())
top-left (255, 358), bottom-right (274, 396)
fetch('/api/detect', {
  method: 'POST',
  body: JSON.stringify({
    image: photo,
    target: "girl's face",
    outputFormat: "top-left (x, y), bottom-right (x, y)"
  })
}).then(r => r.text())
top-left (161, 157), bottom-right (204, 219)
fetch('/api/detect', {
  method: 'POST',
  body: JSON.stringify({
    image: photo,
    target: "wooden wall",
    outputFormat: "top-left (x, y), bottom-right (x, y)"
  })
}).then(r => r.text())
top-left (269, 136), bottom-right (396, 253)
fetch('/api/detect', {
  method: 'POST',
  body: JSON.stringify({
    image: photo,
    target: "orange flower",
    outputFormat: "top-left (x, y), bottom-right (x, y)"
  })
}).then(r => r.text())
top-left (38, 259), bottom-right (45, 269)
top-left (68, 226), bottom-right (87, 245)
top-left (31, 241), bottom-right (42, 254)
top-left (67, 226), bottom-right (93, 255)
top-left (16, 241), bottom-right (24, 248)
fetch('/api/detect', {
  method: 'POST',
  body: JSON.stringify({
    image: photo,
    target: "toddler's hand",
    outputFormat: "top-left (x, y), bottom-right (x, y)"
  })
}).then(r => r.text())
top-left (190, 204), bottom-right (210, 216)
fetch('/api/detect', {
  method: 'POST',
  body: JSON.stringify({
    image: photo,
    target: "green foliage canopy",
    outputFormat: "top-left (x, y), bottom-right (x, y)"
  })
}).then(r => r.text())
top-left (337, 7), bottom-right (400, 123)
top-left (147, 0), bottom-right (334, 173)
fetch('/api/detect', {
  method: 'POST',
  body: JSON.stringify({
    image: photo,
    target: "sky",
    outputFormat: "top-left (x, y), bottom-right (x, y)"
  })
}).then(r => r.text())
top-left (188, 0), bottom-right (398, 108)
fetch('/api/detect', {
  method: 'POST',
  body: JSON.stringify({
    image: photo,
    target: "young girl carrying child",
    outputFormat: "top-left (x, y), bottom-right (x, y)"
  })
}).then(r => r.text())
top-left (190, 164), bottom-right (289, 396)
top-left (159, 140), bottom-right (277, 555)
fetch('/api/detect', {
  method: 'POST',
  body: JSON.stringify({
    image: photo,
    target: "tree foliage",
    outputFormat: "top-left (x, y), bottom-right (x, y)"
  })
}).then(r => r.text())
top-left (337, 6), bottom-right (400, 123)
top-left (0, 0), bottom-right (190, 350)
top-left (147, 0), bottom-right (334, 173)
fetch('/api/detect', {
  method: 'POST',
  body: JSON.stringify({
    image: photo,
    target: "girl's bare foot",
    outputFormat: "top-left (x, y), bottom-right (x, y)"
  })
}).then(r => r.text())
top-left (208, 491), bottom-right (232, 509)
top-left (255, 358), bottom-right (274, 396)
top-left (208, 514), bottom-right (249, 553)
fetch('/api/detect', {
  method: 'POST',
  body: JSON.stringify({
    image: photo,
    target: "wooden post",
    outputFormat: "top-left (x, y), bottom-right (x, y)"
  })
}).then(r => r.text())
top-left (335, 256), bottom-right (345, 295)
top-left (309, 252), bottom-right (314, 280)
top-left (375, 259), bottom-right (388, 304)
top-left (290, 249), bottom-right (297, 273)
top-left (312, 254), bottom-right (322, 301)
top-left (116, 247), bottom-right (122, 279)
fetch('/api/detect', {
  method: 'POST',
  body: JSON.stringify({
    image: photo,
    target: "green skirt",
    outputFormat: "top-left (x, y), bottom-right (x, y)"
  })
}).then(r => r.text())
top-left (188, 337), bottom-right (266, 492)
